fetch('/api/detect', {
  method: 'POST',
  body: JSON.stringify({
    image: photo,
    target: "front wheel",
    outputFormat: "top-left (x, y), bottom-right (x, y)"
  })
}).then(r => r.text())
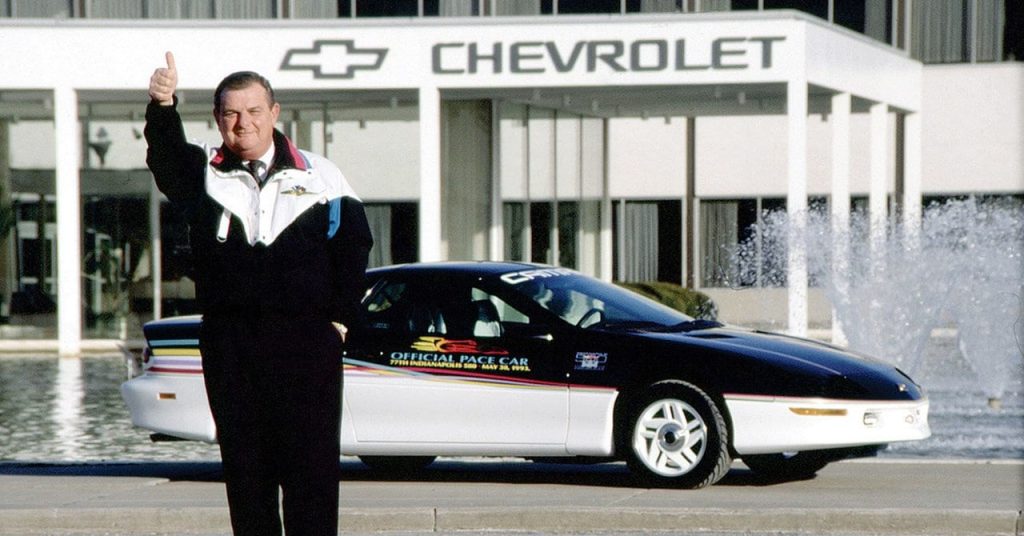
top-left (624, 381), bottom-right (731, 488)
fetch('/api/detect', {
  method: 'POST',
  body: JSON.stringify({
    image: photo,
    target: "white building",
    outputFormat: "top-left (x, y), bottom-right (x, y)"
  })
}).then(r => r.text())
top-left (0, 1), bottom-right (1020, 355)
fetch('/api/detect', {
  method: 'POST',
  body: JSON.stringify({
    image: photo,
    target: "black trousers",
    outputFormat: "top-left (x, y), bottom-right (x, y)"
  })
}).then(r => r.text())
top-left (200, 315), bottom-right (343, 536)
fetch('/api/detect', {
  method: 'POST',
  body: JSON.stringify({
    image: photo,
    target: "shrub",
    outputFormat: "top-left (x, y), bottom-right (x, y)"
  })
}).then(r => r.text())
top-left (616, 281), bottom-right (718, 320)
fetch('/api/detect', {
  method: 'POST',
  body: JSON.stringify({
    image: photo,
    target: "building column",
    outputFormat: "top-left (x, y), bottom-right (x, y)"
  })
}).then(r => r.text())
top-left (55, 86), bottom-right (81, 356)
top-left (599, 118), bottom-right (613, 282)
top-left (786, 79), bottom-right (809, 337)
top-left (684, 116), bottom-right (696, 288)
top-left (902, 111), bottom-right (922, 241)
top-left (489, 100), bottom-right (504, 261)
top-left (418, 86), bottom-right (442, 262)
top-left (149, 181), bottom-right (162, 321)
top-left (830, 92), bottom-right (852, 346)
top-left (0, 120), bottom-right (13, 322)
top-left (869, 102), bottom-right (889, 267)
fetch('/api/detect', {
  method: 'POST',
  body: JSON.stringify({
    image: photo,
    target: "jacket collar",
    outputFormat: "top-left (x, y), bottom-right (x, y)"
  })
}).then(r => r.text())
top-left (209, 130), bottom-right (309, 173)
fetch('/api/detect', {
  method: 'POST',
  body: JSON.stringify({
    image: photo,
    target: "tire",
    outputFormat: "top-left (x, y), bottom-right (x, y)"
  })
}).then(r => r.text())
top-left (358, 455), bottom-right (436, 473)
top-left (742, 451), bottom-right (831, 479)
top-left (624, 381), bottom-right (731, 488)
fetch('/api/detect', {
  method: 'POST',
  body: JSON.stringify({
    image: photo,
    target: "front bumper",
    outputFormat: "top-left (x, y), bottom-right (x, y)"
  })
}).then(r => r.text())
top-left (725, 394), bottom-right (930, 455)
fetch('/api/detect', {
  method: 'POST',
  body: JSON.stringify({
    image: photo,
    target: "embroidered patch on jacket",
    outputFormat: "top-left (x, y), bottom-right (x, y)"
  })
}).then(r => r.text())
top-left (280, 185), bottom-right (316, 196)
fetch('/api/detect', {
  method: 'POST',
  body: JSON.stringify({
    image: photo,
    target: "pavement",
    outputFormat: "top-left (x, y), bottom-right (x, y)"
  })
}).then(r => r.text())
top-left (0, 458), bottom-right (1021, 535)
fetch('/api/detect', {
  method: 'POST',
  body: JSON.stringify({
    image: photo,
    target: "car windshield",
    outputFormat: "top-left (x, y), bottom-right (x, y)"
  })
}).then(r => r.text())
top-left (499, 268), bottom-right (693, 329)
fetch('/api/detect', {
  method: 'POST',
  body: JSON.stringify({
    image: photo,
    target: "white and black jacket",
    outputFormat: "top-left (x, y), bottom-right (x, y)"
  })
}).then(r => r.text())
top-left (145, 99), bottom-right (373, 326)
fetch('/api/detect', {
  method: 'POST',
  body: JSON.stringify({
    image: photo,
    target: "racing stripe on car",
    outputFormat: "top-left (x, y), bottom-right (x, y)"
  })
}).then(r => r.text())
top-left (344, 358), bottom-right (615, 392)
top-left (146, 339), bottom-right (202, 374)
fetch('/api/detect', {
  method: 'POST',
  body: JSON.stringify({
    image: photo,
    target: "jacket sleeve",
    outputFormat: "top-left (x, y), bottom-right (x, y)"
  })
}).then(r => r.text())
top-left (329, 197), bottom-right (374, 327)
top-left (144, 98), bottom-right (208, 207)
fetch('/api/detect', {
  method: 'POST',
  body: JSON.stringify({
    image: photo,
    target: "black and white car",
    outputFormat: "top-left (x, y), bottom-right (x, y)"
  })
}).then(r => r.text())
top-left (122, 261), bottom-right (930, 488)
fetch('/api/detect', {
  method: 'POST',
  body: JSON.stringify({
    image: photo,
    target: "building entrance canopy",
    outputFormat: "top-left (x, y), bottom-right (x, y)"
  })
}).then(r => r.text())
top-left (1, 12), bottom-right (918, 110)
top-left (0, 11), bottom-right (922, 354)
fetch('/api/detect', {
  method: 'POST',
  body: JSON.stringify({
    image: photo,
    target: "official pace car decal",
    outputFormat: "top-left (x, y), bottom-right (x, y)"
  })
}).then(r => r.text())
top-left (390, 336), bottom-right (531, 373)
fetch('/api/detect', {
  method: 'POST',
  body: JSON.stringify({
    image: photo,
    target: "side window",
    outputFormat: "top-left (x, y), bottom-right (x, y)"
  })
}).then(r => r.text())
top-left (363, 279), bottom-right (447, 334)
top-left (468, 287), bottom-right (531, 338)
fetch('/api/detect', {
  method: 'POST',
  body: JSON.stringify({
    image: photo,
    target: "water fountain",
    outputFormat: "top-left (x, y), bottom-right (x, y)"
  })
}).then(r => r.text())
top-left (731, 197), bottom-right (1024, 407)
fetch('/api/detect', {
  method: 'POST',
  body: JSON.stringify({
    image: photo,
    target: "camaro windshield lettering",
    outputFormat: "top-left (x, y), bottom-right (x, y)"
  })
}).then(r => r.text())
top-left (501, 267), bottom-right (575, 285)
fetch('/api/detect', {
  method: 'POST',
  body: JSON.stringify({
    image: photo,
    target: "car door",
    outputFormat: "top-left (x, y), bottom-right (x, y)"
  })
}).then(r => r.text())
top-left (343, 275), bottom-right (570, 450)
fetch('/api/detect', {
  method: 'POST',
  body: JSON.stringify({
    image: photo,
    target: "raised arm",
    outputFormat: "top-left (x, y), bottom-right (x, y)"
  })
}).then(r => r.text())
top-left (144, 51), bottom-right (207, 204)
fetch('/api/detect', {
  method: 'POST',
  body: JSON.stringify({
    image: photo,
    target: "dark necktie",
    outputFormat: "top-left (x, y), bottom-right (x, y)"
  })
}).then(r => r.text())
top-left (247, 160), bottom-right (265, 185)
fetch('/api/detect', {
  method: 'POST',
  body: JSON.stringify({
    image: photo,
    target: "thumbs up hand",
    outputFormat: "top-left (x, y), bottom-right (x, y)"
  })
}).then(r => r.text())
top-left (149, 51), bottom-right (178, 106)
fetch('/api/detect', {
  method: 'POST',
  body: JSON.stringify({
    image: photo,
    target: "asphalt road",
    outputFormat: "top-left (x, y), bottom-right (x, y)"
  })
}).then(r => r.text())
top-left (0, 458), bottom-right (1021, 535)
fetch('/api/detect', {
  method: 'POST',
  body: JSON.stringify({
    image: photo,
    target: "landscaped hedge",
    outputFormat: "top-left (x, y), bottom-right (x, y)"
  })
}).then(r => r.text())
top-left (615, 281), bottom-right (718, 320)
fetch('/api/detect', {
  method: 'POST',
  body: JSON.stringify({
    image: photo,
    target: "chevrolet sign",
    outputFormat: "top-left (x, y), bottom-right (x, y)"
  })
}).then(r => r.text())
top-left (280, 35), bottom-right (786, 80)
top-left (280, 39), bottom-right (388, 79)
top-left (433, 36), bottom-right (786, 74)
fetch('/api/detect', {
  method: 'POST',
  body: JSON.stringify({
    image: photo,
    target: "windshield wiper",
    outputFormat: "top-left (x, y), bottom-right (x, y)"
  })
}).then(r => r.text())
top-left (648, 319), bottom-right (723, 333)
top-left (597, 320), bottom-right (667, 331)
top-left (598, 319), bottom-right (722, 332)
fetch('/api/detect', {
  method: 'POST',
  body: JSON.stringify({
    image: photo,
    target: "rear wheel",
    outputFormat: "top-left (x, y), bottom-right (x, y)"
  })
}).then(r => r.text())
top-left (742, 451), bottom-right (831, 479)
top-left (358, 456), bottom-right (436, 473)
top-left (624, 381), bottom-right (731, 488)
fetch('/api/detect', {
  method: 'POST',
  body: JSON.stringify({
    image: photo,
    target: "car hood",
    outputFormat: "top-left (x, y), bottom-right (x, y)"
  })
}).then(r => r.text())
top-left (686, 327), bottom-right (888, 374)
top-left (628, 324), bottom-right (923, 400)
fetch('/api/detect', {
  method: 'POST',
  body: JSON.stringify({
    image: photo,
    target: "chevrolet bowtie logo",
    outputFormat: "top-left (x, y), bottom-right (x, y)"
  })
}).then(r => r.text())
top-left (280, 40), bottom-right (388, 79)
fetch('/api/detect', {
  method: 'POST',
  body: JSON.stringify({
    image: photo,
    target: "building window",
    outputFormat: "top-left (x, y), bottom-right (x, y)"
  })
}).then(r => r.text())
top-left (612, 200), bottom-right (682, 284)
top-left (530, 202), bottom-right (552, 263)
top-left (82, 0), bottom-right (273, 18)
top-left (489, 0), bottom-right (541, 15)
top-left (834, 0), bottom-right (892, 44)
top-left (213, 0), bottom-right (275, 18)
top-left (911, 0), bottom-right (1008, 63)
top-left (764, 0), bottom-right (829, 20)
top-left (700, 198), bottom-right (786, 288)
top-left (144, 0), bottom-right (215, 18)
top-left (290, 0), bottom-right (338, 18)
top-left (339, 0), bottom-right (440, 17)
top-left (504, 202), bottom-right (527, 262)
top-left (625, 0), bottom-right (683, 13)
top-left (732, 0), bottom-right (894, 46)
top-left (2, 0), bottom-right (73, 17)
top-left (364, 202), bottom-right (418, 267)
top-left (553, 0), bottom-right (621, 14)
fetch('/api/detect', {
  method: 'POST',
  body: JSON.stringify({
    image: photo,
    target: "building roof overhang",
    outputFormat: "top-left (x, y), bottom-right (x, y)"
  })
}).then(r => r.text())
top-left (0, 10), bottom-right (921, 121)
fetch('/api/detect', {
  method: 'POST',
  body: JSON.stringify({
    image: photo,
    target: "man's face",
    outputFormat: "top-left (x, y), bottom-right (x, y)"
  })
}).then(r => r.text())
top-left (215, 83), bottom-right (280, 161)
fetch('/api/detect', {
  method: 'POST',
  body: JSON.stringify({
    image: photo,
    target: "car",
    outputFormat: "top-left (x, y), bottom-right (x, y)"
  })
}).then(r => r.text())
top-left (122, 261), bottom-right (930, 488)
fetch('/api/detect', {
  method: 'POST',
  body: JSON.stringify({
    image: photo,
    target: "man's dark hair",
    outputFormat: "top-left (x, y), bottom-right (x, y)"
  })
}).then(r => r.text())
top-left (213, 71), bottom-right (276, 114)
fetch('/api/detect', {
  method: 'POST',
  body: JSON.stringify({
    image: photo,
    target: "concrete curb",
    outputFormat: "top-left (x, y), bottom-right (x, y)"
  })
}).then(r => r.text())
top-left (0, 507), bottom-right (1020, 535)
top-left (436, 507), bottom-right (1024, 535)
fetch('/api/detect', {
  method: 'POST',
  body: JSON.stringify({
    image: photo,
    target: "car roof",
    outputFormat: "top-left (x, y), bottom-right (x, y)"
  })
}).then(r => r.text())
top-left (367, 261), bottom-right (557, 279)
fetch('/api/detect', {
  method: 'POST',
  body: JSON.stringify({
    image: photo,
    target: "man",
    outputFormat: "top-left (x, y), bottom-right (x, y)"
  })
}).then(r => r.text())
top-left (146, 52), bottom-right (372, 536)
